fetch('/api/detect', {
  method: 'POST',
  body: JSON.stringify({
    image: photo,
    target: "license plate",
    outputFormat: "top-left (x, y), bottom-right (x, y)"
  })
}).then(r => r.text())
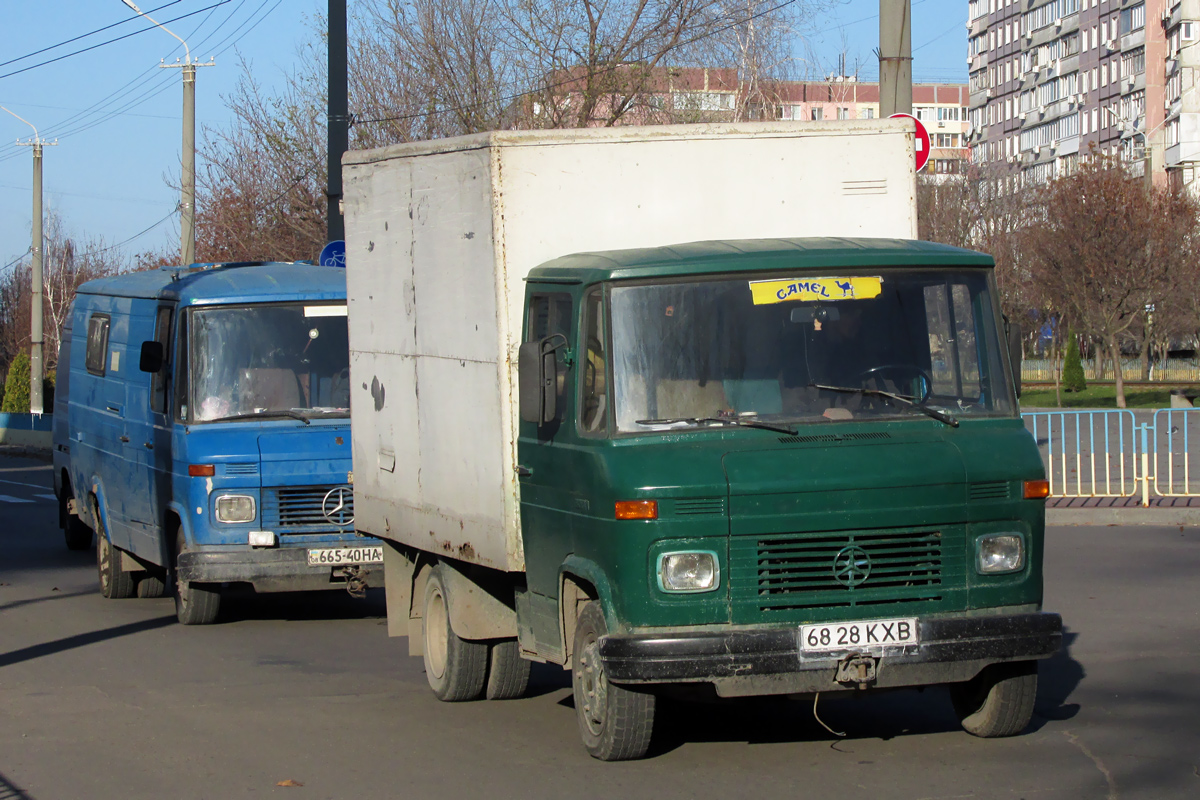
top-left (307, 546), bottom-right (384, 567)
top-left (800, 617), bottom-right (918, 653)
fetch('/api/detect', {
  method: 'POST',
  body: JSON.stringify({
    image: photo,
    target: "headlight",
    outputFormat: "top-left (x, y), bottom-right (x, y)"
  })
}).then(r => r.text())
top-left (215, 494), bottom-right (256, 523)
top-left (977, 533), bottom-right (1025, 574)
top-left (657, 551), bottom-right (720, 593)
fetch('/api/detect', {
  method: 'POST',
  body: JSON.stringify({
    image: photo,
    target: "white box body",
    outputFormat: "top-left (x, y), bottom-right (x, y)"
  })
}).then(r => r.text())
top-left (343, 121), bottom-right (918, 572)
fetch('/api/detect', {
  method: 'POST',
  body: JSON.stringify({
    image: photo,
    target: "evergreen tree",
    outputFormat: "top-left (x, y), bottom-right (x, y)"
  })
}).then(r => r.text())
top-left (2, 352), bottom-right (30, 413)
top-left (1062, 331), bottom-right (1087, 393)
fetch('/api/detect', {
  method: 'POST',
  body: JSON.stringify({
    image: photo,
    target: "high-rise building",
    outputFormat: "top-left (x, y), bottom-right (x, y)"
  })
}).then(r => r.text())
top-left (967, 0), bottom-right (1182, 187)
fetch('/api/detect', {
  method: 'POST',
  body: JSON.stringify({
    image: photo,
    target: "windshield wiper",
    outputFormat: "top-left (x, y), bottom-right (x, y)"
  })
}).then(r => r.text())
top-left (635, 416), bottom-right (798, 435)
top-left (210, 409), bottom-right (312, 425)
top-left (811, 384), bottom-right (960, 428)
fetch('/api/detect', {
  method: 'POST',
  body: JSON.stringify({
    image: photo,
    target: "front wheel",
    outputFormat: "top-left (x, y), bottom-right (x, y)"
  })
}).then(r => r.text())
top-left (572, 601), bottom-right (655, 761)
top-left (95, 503), bottom-right (134, 599)
top-left (422, 565), bottom-right (487, 701)
top-left (173, 529), bottom-right (220, 625)
top-left (950, 660), bottom-right (1038, 738)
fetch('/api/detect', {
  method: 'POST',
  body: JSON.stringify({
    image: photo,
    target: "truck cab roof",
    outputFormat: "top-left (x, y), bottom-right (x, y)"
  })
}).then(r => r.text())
top-left (76, 261), bottom-right (345, 306)
top-left (526, 238), bottom-right (994, 285)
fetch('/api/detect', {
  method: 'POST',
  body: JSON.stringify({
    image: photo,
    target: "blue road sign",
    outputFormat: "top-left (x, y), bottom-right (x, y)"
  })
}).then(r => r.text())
top-left (320, 240), bottom-right (346, 268)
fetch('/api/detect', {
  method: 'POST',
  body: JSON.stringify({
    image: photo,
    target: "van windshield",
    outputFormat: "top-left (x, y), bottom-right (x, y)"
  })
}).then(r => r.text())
top-left (187, 302), bottom-right (350, 423)
top-left (608, 269), bottom-right (1014, 433)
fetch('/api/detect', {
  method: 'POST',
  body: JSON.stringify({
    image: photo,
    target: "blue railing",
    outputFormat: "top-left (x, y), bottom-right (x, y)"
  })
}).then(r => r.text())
top-left (1022, 408), bottom-right (1200, 504)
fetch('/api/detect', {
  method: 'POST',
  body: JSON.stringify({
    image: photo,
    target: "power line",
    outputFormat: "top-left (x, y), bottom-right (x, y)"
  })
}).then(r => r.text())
top-left (0, 1), bottom-right (231, 82)
top-left (1, 248), bottom-right (32, 274)
top-left (0, 2), bottom-right (183, 70)
top-left (78, 207), bottom-right (180, 260)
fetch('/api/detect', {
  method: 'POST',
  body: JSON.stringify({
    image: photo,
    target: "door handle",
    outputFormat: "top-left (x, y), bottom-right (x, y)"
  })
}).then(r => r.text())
top-left (119, 435), bottom-right (130, 443)
top-left (515, 465), bottom-right (532, 477)
top-left (106, 405), bottom-right (121, 414)
top-left (143, 442), bottom-right (153, 450)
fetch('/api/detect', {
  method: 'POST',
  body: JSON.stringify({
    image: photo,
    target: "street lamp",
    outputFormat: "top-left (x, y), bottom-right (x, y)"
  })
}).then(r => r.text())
top-left (1, 106), bottom-right (56, 414)
top-left (120, 0), bottom-right (213, 265)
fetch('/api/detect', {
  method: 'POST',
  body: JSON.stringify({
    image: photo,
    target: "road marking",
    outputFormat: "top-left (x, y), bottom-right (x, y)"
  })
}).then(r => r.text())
top-left (0, 494), bottom-right (33, 504)
top-left (0, 477), bottom-right (51, 490)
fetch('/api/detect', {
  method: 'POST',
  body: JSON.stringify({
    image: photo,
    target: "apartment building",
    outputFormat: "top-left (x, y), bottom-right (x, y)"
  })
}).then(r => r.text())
top-left (967, 0), bottom-right (1180, 187)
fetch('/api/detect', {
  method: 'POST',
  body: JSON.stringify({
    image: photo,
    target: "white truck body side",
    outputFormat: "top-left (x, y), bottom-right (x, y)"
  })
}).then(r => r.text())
top-left (342, 121), bottom-right (918, 573)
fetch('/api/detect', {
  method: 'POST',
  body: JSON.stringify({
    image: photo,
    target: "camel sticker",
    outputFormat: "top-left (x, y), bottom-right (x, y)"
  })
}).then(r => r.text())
top-left (748, 276), bottom-right (883, 305)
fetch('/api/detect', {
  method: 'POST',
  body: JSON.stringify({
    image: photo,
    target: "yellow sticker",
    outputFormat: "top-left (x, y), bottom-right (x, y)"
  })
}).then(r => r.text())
top-left (749, 276), bottom-right (883, 305)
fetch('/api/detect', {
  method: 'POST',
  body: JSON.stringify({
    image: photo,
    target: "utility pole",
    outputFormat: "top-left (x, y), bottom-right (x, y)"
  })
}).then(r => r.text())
top-left (879, 0), bottom-right (913, 117)
top-left (2, 106), bottom-right (56, 415)
top-left (121, 1), bottom-right (213, 265)
top-left (327, 0), bottom-right (349, 243)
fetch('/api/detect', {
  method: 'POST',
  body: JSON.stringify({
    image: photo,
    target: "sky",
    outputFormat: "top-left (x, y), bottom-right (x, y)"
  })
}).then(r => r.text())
top-left (0, 0), bottom-right (967, 271)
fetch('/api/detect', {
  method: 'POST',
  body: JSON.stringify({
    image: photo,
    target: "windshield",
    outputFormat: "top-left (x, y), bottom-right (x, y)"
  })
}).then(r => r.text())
top-left (609, 269), bottom-right (1014, 433)
top-left (187, 302), bottom-right (350, 423)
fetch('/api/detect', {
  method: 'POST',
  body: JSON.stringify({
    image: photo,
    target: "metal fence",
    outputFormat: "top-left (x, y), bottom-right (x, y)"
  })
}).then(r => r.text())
top-left (1021, 358), bottom-right (1200, 383)
top-left (1022, 408), bottom-right (1200, 503)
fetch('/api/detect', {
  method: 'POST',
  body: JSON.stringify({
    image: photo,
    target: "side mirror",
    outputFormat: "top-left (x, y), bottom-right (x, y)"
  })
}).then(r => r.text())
top-left (519, 339), bottom-right (559, 424)
top-left (1003, 315), bottom-right (1023, 399)
top-left (139, 341), bottom-right (165, 373)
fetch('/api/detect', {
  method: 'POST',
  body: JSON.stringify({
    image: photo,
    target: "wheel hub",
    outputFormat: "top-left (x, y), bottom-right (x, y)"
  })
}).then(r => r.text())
top-left (576, 637), bottom-right (607, 736)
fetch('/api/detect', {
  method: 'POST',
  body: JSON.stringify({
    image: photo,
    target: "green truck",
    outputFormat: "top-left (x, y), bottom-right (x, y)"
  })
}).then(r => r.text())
top-left (343, 123), bottom-right (1061, 760)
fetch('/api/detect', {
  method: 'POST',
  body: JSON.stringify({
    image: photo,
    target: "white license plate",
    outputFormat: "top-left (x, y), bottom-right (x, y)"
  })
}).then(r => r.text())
top-left (307, 546), bottom-right (384, 567)
top-left (800, 617), bottom-right (918, 653)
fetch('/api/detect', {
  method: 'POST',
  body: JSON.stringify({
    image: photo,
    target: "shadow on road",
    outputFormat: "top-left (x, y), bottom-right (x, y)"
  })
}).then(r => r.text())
top-left (1032, 626), bottom-right (1084, 726)
top-left (215, 586), bottom-right (388, 623)
top-left (0, 770), bottom-right (36, 800)
top-left (0, 588), bottom-right (98, 613)
top-left (0, 615), bottom-right (177, 669)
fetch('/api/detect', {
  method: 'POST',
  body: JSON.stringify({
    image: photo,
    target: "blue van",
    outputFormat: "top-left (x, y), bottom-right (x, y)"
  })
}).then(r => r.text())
top-left (54, 261), bottom-right (380, 624)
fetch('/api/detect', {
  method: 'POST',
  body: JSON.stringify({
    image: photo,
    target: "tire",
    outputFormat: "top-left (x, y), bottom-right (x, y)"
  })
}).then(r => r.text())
top-left (64, 513), bottom-right (93, 551)
top-left (572, 601), bottom-right (655, 761)
top-left (136, 572), bottom-right (166, 599)
top-left (173, 529), bottom-right (220, 625)
top-left (486, 639), bottom-right (532, 700)
top-left (950, 660), bottom-right (1038, 738)
top-left (95, 506), bottom-right (135, 599)
top-left (422, 565), bottom-right (487, 702)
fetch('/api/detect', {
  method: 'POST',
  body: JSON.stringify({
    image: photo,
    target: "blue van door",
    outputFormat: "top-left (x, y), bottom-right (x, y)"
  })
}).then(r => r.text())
top-left (122, 304), bottom-right (173, 567)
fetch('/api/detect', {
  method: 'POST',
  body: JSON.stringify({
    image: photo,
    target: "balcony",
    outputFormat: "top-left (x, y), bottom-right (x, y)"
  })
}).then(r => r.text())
top-left (1120, 28), bottom-right (1146, 52)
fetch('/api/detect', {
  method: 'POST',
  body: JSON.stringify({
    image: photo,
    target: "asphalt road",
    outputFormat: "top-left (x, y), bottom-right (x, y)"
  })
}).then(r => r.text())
top-left (1, 453), bottom-right (1198, 799)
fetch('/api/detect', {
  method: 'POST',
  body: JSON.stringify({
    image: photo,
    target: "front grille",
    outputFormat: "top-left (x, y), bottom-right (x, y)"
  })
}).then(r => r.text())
top-left (735, 528), bottom-right (944, 612)
top-left (262, 485), bottom-right (353, 531)
top-left (225, 463), bottom-right (259, 476)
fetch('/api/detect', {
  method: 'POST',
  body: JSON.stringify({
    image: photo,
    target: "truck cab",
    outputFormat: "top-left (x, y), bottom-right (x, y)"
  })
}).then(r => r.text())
top-left (509, 239), bottom-right (1060, 757)
top-left (57, 261), bottom-right (378, 624)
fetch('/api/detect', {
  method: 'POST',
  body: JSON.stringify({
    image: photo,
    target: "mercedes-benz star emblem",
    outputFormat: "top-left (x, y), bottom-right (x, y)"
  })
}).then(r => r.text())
top-left (832, 545), bottom-right (871, 587)
top-left (321, 486), bottom-right (354, 527)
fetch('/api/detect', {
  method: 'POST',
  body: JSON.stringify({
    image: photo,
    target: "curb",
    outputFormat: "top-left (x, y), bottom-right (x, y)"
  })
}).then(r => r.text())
top-left (1048, 508), bottom-right (1200, 527)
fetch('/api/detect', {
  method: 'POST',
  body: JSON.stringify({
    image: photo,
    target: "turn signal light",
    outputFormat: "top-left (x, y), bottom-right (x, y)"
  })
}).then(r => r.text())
top-left (615, 500), bottom-right (658, 520)
top-left (188, 464), bottom-right (216, 477)
top-left (1023, 479), bottom-right (1050, 499)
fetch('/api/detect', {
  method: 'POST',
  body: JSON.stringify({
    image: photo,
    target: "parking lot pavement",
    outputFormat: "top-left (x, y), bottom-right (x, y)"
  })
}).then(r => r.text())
top-left (2, 453), bottom-right (1198, 799)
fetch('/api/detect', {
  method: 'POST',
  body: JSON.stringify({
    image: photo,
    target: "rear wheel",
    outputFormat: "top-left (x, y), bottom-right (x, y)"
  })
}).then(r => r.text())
top-left (135, 572), bottom-right (166, 599)
top-left (173, 529), bottom-right (220, 625)
top-left (572, 601), bottom-right (655, 761)
top-left (485, 639), bottom-right (531, 700)
top-left (422, 565), bottom-right (487, 702)
top-left (951, 660), bottom-right (1038, 738)
top-left (95, 503), bottom-right (134, 599)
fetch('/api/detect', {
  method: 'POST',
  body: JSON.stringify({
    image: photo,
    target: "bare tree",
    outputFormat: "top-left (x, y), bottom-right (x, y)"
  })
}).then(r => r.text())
top-left (1025, 155), bottom-right (1200, 407)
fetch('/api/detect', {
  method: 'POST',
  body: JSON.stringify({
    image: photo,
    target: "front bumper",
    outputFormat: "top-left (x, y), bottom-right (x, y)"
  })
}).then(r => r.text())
top-left (176, 547), bottom-right (384, 593)
top-left (600, 611), bottom-right (1062, 697)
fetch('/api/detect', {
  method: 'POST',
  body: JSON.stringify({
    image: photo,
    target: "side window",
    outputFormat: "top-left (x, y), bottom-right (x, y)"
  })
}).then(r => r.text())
top-left (85, 314), bottom-right (110, 376)
top-left (923, 283), bottom-right (982, 399)
top-left (150, 307), bottom-right (172, 415)
top-left (175, 312), bottom-right (189, 421)
top-left (527, 293), bottom-right (573, 422)
top-left (580, 289), bottom-right (608, 434)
